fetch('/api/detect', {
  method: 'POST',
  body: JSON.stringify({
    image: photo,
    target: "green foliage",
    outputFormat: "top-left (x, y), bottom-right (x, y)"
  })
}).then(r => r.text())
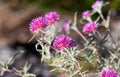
top-left (0, 53), bottom-right (36, 77)
top-left (1, 0), bottom-right (120, 77)
top-left (33, 1), bottom-right (120, 77)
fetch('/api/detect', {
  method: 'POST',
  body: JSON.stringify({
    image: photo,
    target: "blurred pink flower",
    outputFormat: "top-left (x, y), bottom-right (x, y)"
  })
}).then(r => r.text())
top-left (53, 35), bottom-right (76, 50)
top-left (62, 20), bottom-right (69, 32)
top-left (101, 68), bottom-right (119, 77)
top-left (29, 16), bottom-right (46, 33)
top-left (44, 12), bottom-right (60, 25)
top-left (82, 10), bottom-right (90, 19)
top-left (82, 22), bottom-right (98, 34)
top-left (92, 1), bottom-right (103, 12)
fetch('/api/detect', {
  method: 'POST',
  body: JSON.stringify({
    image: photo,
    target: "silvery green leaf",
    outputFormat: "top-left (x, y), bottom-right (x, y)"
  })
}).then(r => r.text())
top-left (13, 68), bottom-right (21, 74)
top-left (35, 43), bottom-right (42, 53)
top-left (95, 17), bottom-right (100, 23)
top-left (44, 45), bottom-right (50, 56)
top-left (73, 12), bottom-right (77, 27)
top-left (105, 10), bottom-right (111, 28)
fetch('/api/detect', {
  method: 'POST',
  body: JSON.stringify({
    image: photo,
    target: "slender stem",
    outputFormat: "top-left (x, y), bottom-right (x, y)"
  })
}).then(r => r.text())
top-left (107, 29), bottom-right (116, 44)
top-left (99, 11), bottom-right (115, 45)
top-left (3, 68), bottom-right (22, 77)
top-left (75, 61), bottom-right (84, 77)
top-left (102, 31), bottom-right (109, 42)
top-left (0, 52), bottom-right (24, 77)
top-left (94, 51), bottom-right (100, 64)
top-left (64, 48), bottom-right (84, 77)
top-left (96, 31), bottom-right (102, 38)
top-left (71, 27), bottom-right (89, 44)
top-left (38, 38), bottom-right (57, 52)
top-left (104, 29), bottom-right (116, 48)
top-left (98, 11), bottom-right (116, 47)
top-left (7, 69), bottom-right (22, 77)
top-left (99, 12), bottom-right (106, 24)
top-left (45, 41), bottom-right (57, 51)
top-left (64, 48), bottom-right (75, 61)
top-left (28, 33), bottom-right (36, 42)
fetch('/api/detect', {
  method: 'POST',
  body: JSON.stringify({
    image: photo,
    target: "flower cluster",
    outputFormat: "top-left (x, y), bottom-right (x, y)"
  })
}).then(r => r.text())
top-left (28, 1), bottom-right (120, 77)
top-left (29, 12), bottom-right (59, 33)
top-left (2, 0), bottom-right (120, 77)
top-left (81, 1), bottom-right (120, 77)
top-left (53, 35), bottom-right (76, 50)
top-left (81, 1), bottom-right (104, 34)
top-left (101, 68), bottom-right (119, 77)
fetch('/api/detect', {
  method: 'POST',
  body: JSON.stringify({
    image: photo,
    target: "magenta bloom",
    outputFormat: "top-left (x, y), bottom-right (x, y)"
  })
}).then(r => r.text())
top-left (82, 10), bottom-right (90, 18)
top-left (82, 22), bottom-right (98, 34)
top-left (92, 1), bottom-right (103, 9)
top-left (44, 12), bottom-right (60, 25)
top-left (62, 20), bottom-right (69, 32)
top-left (29, 17), bottom-right (46, 33)
top-left (53, 35), bottom-right (77, 50)
top-left (101, 68), bottom-right (119, 77)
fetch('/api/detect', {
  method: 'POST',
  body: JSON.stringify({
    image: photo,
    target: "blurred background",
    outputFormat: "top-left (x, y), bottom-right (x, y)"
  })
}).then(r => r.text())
top-left (0, 0), bottom-right (120, 77)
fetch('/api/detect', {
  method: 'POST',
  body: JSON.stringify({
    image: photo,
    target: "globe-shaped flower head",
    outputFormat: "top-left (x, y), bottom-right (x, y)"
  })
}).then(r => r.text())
top-left (44, 12), bottom-right (60, 25)
top-left (101, 68), bottom-right (119, 77)
top-left (29, 16), bottom-right (46, 33)
top-left (92, 1), bottom-right (103, 13)
top-left (62, 20), bottom-right (70, 33)
top-left (82, 21), bottom-right (98, 34)
top-left (53, 35), bottom-right (77, 50)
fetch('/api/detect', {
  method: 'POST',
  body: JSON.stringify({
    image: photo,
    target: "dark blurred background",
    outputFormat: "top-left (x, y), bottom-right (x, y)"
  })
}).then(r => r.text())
top-left (0, 0), bottom-right (120, 77)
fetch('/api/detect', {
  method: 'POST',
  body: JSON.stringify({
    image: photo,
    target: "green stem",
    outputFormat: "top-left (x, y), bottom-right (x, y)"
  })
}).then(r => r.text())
top-left (64, 48), bottom-right (84, 77)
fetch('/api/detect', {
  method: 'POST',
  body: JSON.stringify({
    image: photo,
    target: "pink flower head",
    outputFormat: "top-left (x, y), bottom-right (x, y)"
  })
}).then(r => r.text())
top-left (92, 1), bottom-right (103, 11)
top-left (44, 12), bottom-right (60, 25)
top-left (101, 68), bottom-right (119, 77)
top-left (83, 22), bottom-right (98, 34)
top-left (53, 35), bottom-right (77, 50)
top-left (62, 20), bottom-right (69, 32)
top-left (29, 16), bottom-right (46, 33)
top-left (82, 10), bottom-right (90, 19)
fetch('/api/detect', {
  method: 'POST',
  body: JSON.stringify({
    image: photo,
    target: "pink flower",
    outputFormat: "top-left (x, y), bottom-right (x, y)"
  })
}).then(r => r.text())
top-left (101, 68), bottom-right (119, 77)
top-left (44, 12), bottom-right (60, 25)
top-left (92, 1), bottom-right (103, 12)
top-left (82, 10), bottom-right (90, 19)
top-left (62, 20), bottom-right (69, 32)
top-left (82, 22), bottom-right (98, 34)
top-left (53, 35), bottom-right (77, 50)
top-left (29, 16), bottom-right (46, 33)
